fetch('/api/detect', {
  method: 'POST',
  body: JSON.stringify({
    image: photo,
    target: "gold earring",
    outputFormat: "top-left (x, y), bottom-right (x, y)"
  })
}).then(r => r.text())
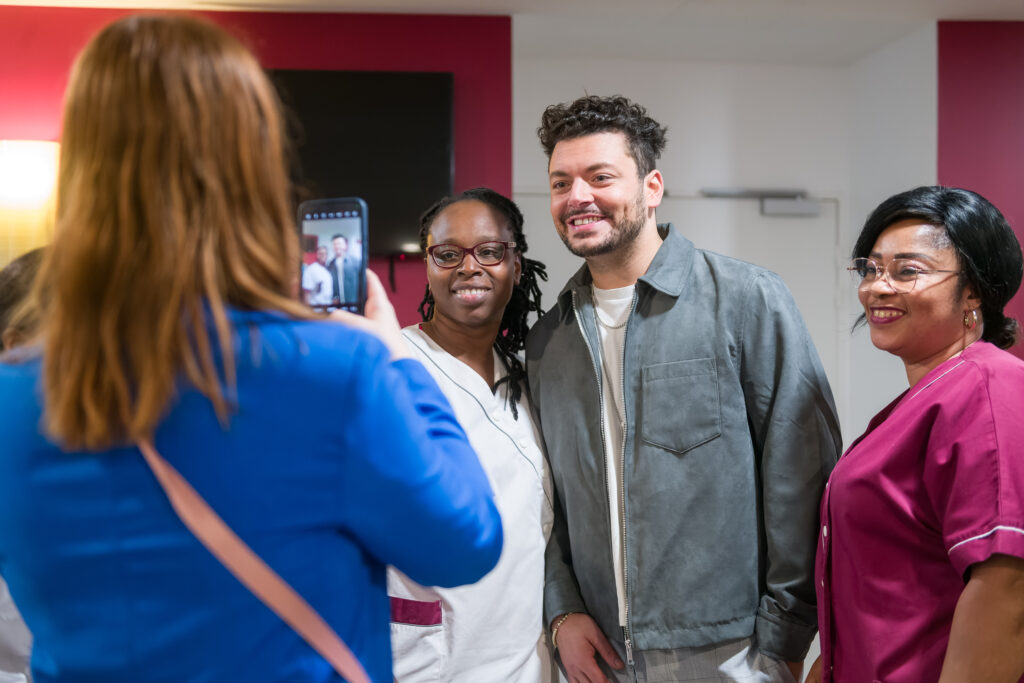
top-left (963, 309), bottom-right (979, 330)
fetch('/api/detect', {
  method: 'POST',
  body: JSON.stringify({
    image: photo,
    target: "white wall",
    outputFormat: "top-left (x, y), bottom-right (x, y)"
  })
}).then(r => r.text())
top-left (513, 59), bottom-right (849, 197)
top-left (512, 24), bottom-right (937, 445)
top-left (844, 24), bottom-right (938, 438)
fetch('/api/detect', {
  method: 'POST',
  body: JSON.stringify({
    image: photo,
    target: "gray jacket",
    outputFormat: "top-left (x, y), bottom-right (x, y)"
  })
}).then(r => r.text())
top-left (526, 225), bottom-right (841, 661)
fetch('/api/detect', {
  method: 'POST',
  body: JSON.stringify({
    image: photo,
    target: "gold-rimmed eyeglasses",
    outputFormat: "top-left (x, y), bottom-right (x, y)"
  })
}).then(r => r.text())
top-left (847, 257), bottom-right (960, 293)
top-left (426, 241), bottom-right (516, 269)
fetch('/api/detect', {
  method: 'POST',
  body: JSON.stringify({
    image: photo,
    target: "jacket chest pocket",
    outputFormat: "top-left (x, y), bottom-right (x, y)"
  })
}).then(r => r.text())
top-left (640, 358), bottom-right (721, 455)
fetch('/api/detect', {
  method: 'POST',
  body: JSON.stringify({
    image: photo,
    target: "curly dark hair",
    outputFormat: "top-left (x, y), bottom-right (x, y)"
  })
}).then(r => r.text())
top-left (537, 95), bottom-right (668, 177)
top-left (853, 186), bottom-right (1023, 349)
top-left (417, 188), bottom-right (547, 420)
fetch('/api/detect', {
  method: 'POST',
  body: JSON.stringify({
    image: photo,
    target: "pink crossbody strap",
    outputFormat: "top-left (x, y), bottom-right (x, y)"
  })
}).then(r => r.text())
top-left (138, 439), bottom-right (371, 683)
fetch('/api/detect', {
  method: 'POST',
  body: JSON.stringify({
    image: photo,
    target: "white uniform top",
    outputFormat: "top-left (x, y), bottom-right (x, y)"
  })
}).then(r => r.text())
top-left (388, 325), bottom-right (555, 683)
top-left (592, 284), bottom-right (634, 629)
top-left (301, 262), bottom-right (333, 307)
top-left (0, 576), bottom-right (30, 682)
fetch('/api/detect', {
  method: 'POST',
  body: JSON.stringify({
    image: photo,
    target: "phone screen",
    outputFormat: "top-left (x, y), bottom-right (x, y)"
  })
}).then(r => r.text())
top-left (298, 198), bottom-right (368, 314)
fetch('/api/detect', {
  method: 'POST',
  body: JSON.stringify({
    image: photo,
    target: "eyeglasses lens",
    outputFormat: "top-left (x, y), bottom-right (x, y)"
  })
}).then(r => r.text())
top-left (430, 242), bottom-right (507, 268)
top-left (472, 243), bottom-right (506, 265)
top-left (850, 258), bottom-right (919, 292)
top-left (431, 247), bottom-right (462, 268)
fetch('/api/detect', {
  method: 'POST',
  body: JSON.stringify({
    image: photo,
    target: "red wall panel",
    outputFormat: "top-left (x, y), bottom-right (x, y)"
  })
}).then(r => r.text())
top-left (938, 21), bottom-right (1024, 356)
top-left (0, 6), bottom-right (511, 324)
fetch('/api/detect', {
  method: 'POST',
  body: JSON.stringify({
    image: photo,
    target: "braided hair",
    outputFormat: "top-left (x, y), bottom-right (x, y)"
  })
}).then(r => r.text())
top-left (418, 187), bottom-right (547, 419)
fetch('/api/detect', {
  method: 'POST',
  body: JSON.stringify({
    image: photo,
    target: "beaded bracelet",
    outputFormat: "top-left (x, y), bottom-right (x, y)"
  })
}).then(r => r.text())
top-left (550, 612), bottom-right (579, 650)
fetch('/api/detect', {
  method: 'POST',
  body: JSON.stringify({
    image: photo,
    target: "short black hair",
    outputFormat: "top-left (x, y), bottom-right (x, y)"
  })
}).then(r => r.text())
top-left (853, 186), bottom-right (1023, 349)
top-left (418, 187), bottom-right (547, 419)
top-left (330, 233), bottom-right (347, 243)
top-left (537, 95), bottom-right (668, 177)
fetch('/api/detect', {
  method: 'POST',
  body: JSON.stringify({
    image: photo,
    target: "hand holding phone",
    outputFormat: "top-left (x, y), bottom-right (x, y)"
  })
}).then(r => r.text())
top-left (328, 270), bottom-right (411, 361)
top-left (298, 197), bottom-right (368, 314)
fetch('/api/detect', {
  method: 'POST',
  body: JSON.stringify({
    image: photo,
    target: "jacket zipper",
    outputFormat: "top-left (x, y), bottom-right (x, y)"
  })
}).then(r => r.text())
top-left (619, 288), bottom-right (637, 667)
top-left (572, 288), bottom-right (637, 668)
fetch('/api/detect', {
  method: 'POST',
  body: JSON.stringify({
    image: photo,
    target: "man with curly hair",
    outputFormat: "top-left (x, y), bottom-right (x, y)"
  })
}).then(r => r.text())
top-left (526, 95), bottom-right (841, 683)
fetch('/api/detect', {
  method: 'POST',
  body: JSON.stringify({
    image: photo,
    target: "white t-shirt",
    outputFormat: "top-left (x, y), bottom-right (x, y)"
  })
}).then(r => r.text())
top-left (387, 326), bottom-right (555, 683)
top-left (300, 262), bottom-right (333, 307)
top-left (592, 283), bottom-right (635, 629)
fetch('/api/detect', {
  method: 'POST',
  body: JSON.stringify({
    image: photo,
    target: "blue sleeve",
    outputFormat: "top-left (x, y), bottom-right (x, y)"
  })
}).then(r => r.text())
top-left (337, 341), bottom-right (503, 588)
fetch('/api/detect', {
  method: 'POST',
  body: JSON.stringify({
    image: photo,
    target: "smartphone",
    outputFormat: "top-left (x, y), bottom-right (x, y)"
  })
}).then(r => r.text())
top-left (297, 197), bottom-right (368, 314)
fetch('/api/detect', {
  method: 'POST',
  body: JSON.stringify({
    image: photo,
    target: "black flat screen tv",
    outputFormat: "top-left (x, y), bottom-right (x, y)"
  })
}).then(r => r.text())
top-left (269, 69), bottom-right (454, 256)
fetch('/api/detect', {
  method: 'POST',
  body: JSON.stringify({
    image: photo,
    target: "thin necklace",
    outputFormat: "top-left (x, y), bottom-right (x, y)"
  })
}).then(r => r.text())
top-left (596, 314), bottom-right (628, 330)
top-left (593, 292), bottom-right (630, 329)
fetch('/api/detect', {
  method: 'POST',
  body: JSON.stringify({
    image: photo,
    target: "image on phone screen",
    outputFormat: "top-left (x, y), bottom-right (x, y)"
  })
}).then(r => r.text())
top-left (298, 198), bottom-right (367, 314)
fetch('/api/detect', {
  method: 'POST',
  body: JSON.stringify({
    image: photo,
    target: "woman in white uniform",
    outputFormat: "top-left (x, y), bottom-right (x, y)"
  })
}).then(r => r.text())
top-left (388, 188), bottom-right (555, 682)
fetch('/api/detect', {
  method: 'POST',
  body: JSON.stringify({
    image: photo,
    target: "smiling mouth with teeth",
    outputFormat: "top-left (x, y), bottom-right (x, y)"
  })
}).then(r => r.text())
top-left (871, 309), bottom-right (904, 320)
top-left (454, 288), bottom-right (489, 298)
top-left (568, 215), bottom-right (605, 228)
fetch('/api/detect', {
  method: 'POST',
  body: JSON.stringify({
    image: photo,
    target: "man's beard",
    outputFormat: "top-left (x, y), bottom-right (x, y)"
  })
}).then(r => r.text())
top-left (559, 190), bottom-right (647, 258)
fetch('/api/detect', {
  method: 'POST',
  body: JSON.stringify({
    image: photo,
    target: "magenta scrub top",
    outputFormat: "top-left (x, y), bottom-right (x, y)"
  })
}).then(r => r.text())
top-left (816, 341), bottom-right (1024, 682)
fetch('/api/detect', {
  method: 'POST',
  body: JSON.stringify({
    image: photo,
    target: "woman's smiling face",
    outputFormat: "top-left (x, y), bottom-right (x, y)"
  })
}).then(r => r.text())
top-left (425, 199), bottom-right (520, 331)
top-left (859, 218), bottom-right (979, 378)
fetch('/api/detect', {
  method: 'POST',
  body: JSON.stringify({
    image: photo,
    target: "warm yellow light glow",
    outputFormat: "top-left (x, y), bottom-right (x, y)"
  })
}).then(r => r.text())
top-left (1, 140), bottom-right (59, 268)
top-left (0, 140), bottom-right (59, 209)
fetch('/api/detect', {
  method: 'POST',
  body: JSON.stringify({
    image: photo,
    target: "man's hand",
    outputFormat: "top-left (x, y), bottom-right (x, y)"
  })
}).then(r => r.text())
top-left (553, 613), bottom-right (623, 683)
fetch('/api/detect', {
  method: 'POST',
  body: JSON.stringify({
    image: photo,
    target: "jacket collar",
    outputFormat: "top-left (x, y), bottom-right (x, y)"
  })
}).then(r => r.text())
top-left (556, 223), bottom-right (695, 318)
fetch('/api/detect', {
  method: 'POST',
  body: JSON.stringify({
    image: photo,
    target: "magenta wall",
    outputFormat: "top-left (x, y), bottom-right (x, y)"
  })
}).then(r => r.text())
top-left (938, 21), bottom-right (1024, 355)
top-left (0, 6), bottom-right (512, 324)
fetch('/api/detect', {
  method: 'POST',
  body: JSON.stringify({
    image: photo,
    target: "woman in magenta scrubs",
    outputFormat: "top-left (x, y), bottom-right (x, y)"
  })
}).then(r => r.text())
top-left (811, 186), bottom-right (1024, 683)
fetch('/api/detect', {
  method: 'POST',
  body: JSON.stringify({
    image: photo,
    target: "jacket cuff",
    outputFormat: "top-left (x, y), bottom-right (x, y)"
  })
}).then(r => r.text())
top-left (754, 608), bottom-right (817, 662)
top-left (543, 578), bottom-right (588, 629)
